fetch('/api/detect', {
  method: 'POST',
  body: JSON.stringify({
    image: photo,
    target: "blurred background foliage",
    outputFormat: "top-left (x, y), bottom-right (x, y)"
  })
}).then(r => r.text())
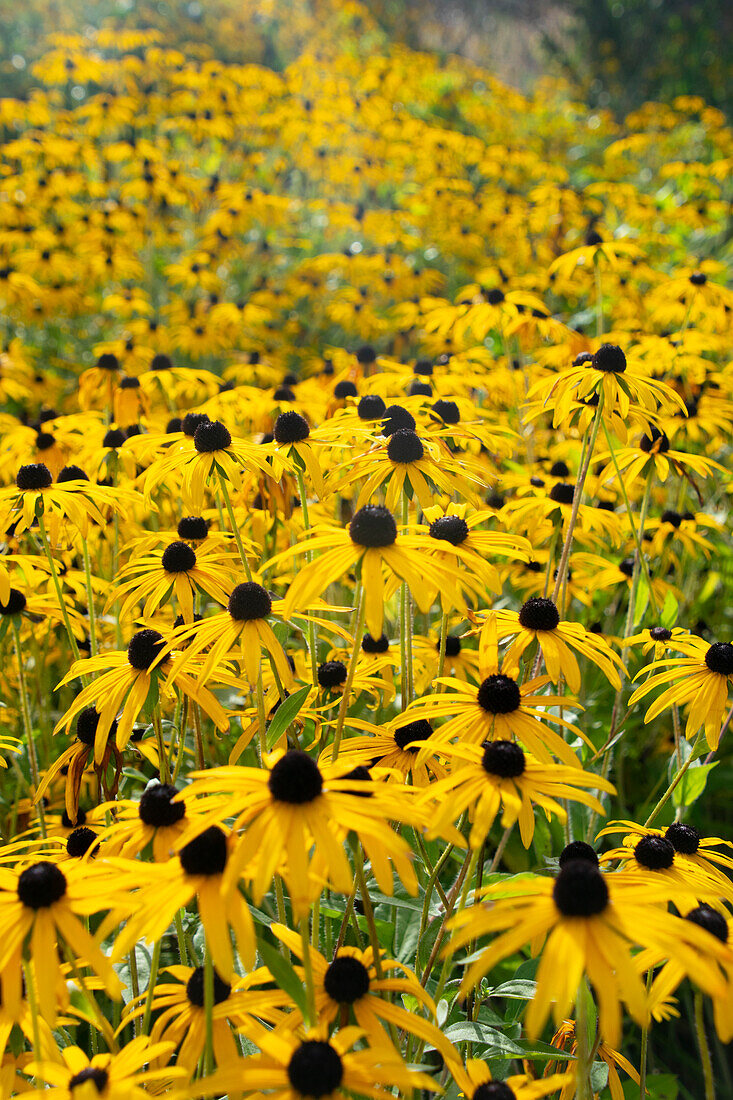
top-left (0, 0), bottom-right (730, 116)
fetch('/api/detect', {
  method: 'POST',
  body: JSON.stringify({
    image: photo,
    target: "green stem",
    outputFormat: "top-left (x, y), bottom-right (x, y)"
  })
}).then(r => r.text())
top-left (300, 916), bottom-right (317, 1027)
top-left (574, 981), bottom-right (592, 1100)
top-left (551, 388), bottom-right (606, 606)
top-left (140, 936), bottom-right (162, 1038)
top-left (645, 730), bottom-right (703, 827)
top-left (203, 944), bottom-right (215, 1073)
top-left (175, 910), bottom-right (189, 966)
top-left (330, 585), bottom-right (366, 761)
top-left (81, 539), bottom-right (99, 657)
top-left (255, 675), bottom-right (268, 760)
top-left (295, 468), bottom-right (319, 687)
top-left (128, 948), bottom-right (141, 1037)
top-left (695, 992), bottom-right (715, 1100)
top-left (37, 512), bottom-right (81, 665)
top-left (436, 611), bottom-right (449, 685)
top-left (217, 473), bottom-right (253, 581)
top-left (639, 968), bottom-right (653, 1100)
top-left (13, 620), bottom-right (46, 838)
top-left (23, 962), bottom-right (42, 1068)
top-left (152, 706), bottom-right (171, 784)
top-left (601, 423), bottom-right (659, 618)
top-left (351, 842), bottom-right (384, 979)
top-left (594, 254), bottom-right (603, 339)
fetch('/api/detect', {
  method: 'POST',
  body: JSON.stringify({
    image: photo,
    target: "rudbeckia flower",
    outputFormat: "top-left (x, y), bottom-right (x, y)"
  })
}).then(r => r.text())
top-left (123, 964), bottom-right (290, 1076)
top-left (109, 538), bottom-right (238, 624)
top-left (36, 707), bottom-right (121, 822)
top-left (449, 844), bottom-right (731, 1046)
top-left (597, 426), bottom-right (723, 489)
top-left (0, 462), bottom-right (140, 543)
top-left (142, 417), bottom-right (290, 512)
top-left (166, 580), bottom-right (294, 689)
top-left (278, 505), bottom-right (463, 638)
top-left (26, 1036), bottom-right (182, 1100)
top-left (546, 1019), bottom-right (640, 1100)
top-left (484, 598), bottom-right (624, 692)
top-left (333, 428), bottom-right (483, 511)
top-left (54, 627), bottom-right (229, 764)
top-left (0, 857), bottom-right (138, 1021)
top-left (271, 923), bottom-right (456, 1060)
top-left (327, 717), bottom-right (449, 786)
top-left (179, 749), bottom-right (432, 915)
top-left (629, 636), bottom-right (733, 749)
top-left (421, 739), bottom-right (614, 848)
top-left (527, 344), bottom-right (687, 429)
top-left (95, 781), bottom-right (192, 862)
top-left (597, 821), bottom-right (733, 907)
top-left (645, 905), bottom-right (733, 1041)
top-left (188, 1022), bottom-right (437, 1100)
top-left (114, 825), bottom-right (256, 979)
top-left (448, 1057), bottom-right (567, 1100)
top-left (404, 621), bottom-right (586, 768)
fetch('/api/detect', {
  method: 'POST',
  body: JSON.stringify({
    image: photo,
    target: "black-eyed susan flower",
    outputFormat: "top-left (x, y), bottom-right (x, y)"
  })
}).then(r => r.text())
top-left (166, 580), bottom-right (294, 689)
top-left (180, 749), bottom-right (432, 916)
top-left (448, 1056), bottom-right (567, 1100)
top-left (36, 708), bottom-right (120, 823)
top-left (327, 717), bottom-right (448, 786)
top-left (109, 538), bottom-right (238, 624)
top-left (629, 635), bottom-right (733, 749)
top-left (597, 821), bottom-right (733, 907)
top-left (485, 598), bottom-right (624, 692)
top-left (0, 857), bottom-right (138, 1021)
top-left (0, 462), bottom-right (139, 543)
top-left (142, 417), bottom-right (289, 513)
top-left (188, 1021), bottom-right (437, 1100)
top-left (54, 628), bottom-right (229, 764)
top-left (449, 844), bottom-right (731, 1046)
top-left (546, 1019), bottom-right (639, 1100)
top-left (404, 622), bottom-right (586, 767)
top-left (114, 825), bottom-right (255, 979)
top-left (26, 1036), bottom-right (183, 1100)
top-left (527, 344), bottom-right (687, 430)
top-left (95, 781), bottom-right (191, 862)
top-left (421, 740), bottom-right (613, 848)
top-left (271, 922), bottom-right (456, 1060)
top-left (278, 505), bottom-right (462, 638)
top-left (123, 964), bottom-right (290, 1075)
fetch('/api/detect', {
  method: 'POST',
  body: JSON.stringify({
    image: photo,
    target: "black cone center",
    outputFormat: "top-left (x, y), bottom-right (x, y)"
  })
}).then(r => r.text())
top-left (186, 966), bottom-right (232, 1006)
top-left (477, 675), bottom-right (521, 715)
top-left (228, 582), bottom-right (271, 621)
top-left (162, 541), bottom-right (197, 573)
top-left (194, 420), bottom-right (231, 453)
top-left (634, 835), bottom-right (674, 869)
top-left (324, 955), bottom-right (370, 1003)
top-left (553, 861), bottom-right (609, 917)
top-left (287, 1041), bottom-right (343, 1099)
top-left (705, 642), bottom-right (733, 675)
top-left (18, 862), bottom-right (67, 909)
top-left (481, 740), bottom-right (525, 778)
top-left (139, 784), bottom-right (186, 827)
top-left (349, 505), bottom-right (397, 548)
top-left (16, 463), bottom-right (52, 490)
top-left (519, 597), bottom-right (560, 631)
top-left (179, 826), bottom-right (228, 876)
top-left (274, 411), bottom-right (310, 444)
top-left (665, 822), bottom-right (700, 854)
top-left (268, 751), bottom-right (323, 804)
top-left (429, 516), bottom-right (469, 545)
top-left (127, 629), bottom-right (166, 671)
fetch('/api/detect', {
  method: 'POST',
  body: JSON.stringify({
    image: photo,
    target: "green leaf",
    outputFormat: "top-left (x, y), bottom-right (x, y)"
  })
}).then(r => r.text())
top-left (672, 760), bottom-right (718, 808)
top-left (258, 940), bottom-right (308, 1017)
top-left (660, 588), bottom-right (678, 629)
top-left (266, 684), bottom-right (311, 749)
top-left (490, 980), bottom-right (537, 1000)
top-left (623, 1073), bottom-right (678, 1099)
top-left (633, 568), bottom-right (651, 627)
top-left (590, 1061), bottom-right (609, 1092)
